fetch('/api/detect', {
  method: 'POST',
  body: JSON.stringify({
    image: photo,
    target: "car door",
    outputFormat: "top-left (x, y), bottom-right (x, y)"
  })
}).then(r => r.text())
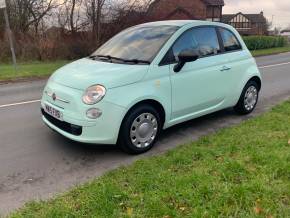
top-left (167, 26), bottom-right (232, 121)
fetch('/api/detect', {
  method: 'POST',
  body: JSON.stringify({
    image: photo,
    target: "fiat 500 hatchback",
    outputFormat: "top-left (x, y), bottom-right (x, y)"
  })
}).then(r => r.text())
top-left (41, 20), bottom-right (262, 154)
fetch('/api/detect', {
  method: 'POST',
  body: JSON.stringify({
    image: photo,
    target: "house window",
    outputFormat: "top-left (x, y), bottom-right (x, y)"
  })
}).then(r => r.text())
top-left (206, 6), bottom-right (221, 21)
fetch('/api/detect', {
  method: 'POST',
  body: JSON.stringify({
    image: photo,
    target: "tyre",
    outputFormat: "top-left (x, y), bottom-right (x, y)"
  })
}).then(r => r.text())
top-left (234, 80), bottom-right (259, 115)
top-left (118, 104), bottom-right (162, 154)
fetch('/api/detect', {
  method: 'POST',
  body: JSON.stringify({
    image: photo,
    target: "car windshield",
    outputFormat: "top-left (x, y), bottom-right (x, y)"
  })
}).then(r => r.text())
top-left (91, 25), bottom-right (179, 63)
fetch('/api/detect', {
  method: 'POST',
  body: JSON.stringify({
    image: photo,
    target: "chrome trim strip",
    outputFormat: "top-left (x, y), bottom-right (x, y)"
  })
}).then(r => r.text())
top-left (45, 91), bottom-right (70, 104)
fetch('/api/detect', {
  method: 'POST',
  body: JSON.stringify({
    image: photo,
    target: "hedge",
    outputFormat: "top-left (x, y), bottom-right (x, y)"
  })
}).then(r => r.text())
top-left (243, 36), bottom-right (288, 50)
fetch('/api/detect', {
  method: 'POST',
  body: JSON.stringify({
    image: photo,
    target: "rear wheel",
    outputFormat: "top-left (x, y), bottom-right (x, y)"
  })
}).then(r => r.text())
top-left (118, 104), bottom-right (161, 154)
top-left (234, 81), bottom-right (259, 115)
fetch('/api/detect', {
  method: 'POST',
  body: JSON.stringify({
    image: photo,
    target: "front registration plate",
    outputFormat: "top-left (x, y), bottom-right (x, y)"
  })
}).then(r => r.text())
top-left (44, 104), bottom-right (63, 121)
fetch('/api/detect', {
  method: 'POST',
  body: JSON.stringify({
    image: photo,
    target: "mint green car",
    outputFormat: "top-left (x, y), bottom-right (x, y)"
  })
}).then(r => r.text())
top-left (41, 20), bottom-right (261, 154)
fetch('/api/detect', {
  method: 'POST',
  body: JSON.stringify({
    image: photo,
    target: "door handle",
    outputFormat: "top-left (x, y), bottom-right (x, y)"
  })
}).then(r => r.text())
top-left (220, 66), bottom-right (231, 71)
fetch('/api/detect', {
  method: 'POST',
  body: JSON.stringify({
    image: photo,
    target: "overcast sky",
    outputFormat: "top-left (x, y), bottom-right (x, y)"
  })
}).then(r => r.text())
top-left (224, 0), bottom-right (290, 29)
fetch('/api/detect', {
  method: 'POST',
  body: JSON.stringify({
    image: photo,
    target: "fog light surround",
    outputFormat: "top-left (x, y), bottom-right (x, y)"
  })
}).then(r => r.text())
top-left (86, 108), bottom-right (102, 119)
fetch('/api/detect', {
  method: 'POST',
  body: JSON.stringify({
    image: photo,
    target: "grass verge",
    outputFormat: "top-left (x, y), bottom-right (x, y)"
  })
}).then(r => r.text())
top-left (251, 46), bottom-right (290, 57)
top-left (0, 61), bottom-right (69, 82)
top-left (10, 100), bottom-right (290, 217)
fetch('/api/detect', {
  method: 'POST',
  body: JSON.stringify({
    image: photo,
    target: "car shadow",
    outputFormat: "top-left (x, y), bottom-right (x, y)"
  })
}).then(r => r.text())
top-left (47, 107), bottom-right (255, 158)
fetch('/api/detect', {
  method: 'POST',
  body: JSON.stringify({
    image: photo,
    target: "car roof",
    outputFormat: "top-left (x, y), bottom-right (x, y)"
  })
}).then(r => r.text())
top-left (137, 20), bottom-right (232, 29)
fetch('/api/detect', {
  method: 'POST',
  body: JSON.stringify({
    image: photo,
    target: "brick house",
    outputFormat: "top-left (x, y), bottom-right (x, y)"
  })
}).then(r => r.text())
top-left (222, 12), bottom-right (268, 35)
top-left (148, 0), bottom-right (225, 22)
top-left (281, 29), bottom-right (290, 41)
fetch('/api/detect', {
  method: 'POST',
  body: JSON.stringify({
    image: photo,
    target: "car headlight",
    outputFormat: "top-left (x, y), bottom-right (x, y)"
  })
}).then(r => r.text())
top-left (82, 85), bottom-right (106, 105)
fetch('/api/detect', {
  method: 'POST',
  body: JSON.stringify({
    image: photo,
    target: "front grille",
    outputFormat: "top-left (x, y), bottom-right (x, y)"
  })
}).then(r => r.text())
top-left (41, 108), bottom-right (82, 136)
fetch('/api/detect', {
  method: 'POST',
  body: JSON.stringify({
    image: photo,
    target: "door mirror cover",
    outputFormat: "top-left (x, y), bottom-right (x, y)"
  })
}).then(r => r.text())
top-left (174, 49), bottom-right (199, 72)
top-left (178, 49), bottom-right (199, 63)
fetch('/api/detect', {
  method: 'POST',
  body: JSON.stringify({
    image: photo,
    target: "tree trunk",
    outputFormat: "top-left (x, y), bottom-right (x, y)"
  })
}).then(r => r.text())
top-left (96, 2), bottom-right (101, 46)
top-left (70, 0), bottom-right (76, 34)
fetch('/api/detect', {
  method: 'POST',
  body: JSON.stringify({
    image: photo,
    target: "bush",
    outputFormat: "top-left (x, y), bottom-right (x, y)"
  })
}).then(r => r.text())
top-left (0, 33), bottom-right (94, 62)
top-left (243, 36), bottom-right (288, 50)
top-left (0, 38), bottom-right (11, 62)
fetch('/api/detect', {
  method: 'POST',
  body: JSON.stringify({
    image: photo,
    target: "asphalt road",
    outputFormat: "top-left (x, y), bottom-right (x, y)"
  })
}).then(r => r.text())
top-left (0, 53), bottom-right (290, 214)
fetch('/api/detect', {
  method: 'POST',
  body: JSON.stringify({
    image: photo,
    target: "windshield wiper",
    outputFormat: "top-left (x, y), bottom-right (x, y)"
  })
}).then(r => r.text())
top-left (89, 55), bottom-right (150, 65)
top-left (123, 59), bottom-right (151, 65)
top-left (90, 55), bottom-right (123, 62)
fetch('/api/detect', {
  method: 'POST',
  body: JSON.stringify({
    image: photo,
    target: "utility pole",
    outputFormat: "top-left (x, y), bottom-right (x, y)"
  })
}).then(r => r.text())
top-left (1, 0), bottom-right (17, 70)
top-left (271, 15), bottom-right (275, 27)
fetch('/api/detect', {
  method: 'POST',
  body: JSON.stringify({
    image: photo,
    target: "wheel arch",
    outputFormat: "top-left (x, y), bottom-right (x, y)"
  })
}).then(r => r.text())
top-left (234, 74), bottom-right (262, 106)
top-left (122, 99), bottom-right (166, 128)
top-left (233, 71), bottom-right (262, 107)
top-left (248, 76), bottom-right (262, 91)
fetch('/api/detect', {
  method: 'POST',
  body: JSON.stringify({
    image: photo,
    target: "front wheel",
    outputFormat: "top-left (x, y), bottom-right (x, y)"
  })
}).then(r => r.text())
top-left (118, 104), bottom-right (161, 154)
top-left (234, 81), bottom-right (259, 115)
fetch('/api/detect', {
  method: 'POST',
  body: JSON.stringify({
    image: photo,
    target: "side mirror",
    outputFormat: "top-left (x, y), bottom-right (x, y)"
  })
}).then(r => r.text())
top-left (174, 49), bottom-right (199, 73)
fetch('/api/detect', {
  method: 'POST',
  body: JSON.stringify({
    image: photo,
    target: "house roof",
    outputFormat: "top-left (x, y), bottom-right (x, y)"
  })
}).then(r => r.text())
top-left (202, 0), bottom-right (224, 6)
top-left (281, 29), bottom-right (290, 33)
top-left (221, 14), bottom-right (235, 22)
top-left (164, 7), bottom-right (196, 19)
top-left (149, 0), bottom-right (224, 11)
top-left (222, 12), bottom-right (266, 23)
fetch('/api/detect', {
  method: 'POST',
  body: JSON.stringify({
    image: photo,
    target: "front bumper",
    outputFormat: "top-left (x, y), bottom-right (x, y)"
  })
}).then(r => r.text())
top-left (41, 81), bottom-right (127, 144)
top-left (42, 108), bottom-right (83, 136)
top-left (41, 101), bottom-right (126, 144)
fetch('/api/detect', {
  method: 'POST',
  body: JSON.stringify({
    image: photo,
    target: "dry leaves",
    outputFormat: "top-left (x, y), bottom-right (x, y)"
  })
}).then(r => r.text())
top-left (179, 206), bottom-right (187, 212)
top-left (254, 206), bottom-right (263, 215)
top-left (254, 199), bottom-right (263, 215)
top-left (126, 207), bottom-right (133, 217)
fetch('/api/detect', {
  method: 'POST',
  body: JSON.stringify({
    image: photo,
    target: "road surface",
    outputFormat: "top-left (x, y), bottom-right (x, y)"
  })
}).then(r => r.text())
top-left (0, 52), bottom-right (290, 214)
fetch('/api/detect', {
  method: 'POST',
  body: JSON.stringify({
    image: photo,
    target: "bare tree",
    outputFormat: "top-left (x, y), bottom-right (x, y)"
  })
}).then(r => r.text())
top-left (110, 0), bottom-right (154, 29)
top-left (28, 0), bottom-right (56, 34)
top-left (85, 0), bottom-right (108, 45)
top-left (0, 0), bottom-right (158, 61)
top-left (69, 0), bottom-right (77, 33)
top-left (60, 0), bottom-right (84, 33)
top-left (6, 0), bottom-right (57, 33)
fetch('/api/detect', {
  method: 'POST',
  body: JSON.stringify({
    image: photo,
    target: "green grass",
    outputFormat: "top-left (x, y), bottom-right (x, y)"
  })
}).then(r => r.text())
top-left (251, 46), bottom-right (290, 57)
top-left (10, 100), bottom-right (290, 217)
top-left (0, 61), bottom-right (69, 82)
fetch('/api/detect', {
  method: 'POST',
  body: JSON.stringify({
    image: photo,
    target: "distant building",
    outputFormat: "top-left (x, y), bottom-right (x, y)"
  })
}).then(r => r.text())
top-left (281, 29), bottom-right (290, 41)
top-left (222, 12), bottom-right (267, 35)
top-left (148, 0), bottom-right (225, 22)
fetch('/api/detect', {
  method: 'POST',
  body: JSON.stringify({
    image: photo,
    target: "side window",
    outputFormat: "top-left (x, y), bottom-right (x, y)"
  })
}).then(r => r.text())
top-left (160, 27), bottom-right (221, 65)
top-left (172, 30), bottom-right (198, 61)
top-left (171, 27), bottom-right (221, 61)
top-left (219, 28), bottom-right (242, 52)
top-left (191, 27), bottom-right (221, 57)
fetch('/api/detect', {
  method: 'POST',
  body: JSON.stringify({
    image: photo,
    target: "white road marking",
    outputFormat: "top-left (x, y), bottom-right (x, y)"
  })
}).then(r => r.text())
top-left (0, 99), bottom-right (40, 109)
top-left (0, 60), bottom-right (289, 109)
top-left (258, 61), bottom-right (290, 69)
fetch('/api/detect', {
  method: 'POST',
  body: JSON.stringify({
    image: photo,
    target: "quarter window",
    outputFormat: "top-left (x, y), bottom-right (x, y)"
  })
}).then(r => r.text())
top-left (219, 28), bottom-right (242, 52)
